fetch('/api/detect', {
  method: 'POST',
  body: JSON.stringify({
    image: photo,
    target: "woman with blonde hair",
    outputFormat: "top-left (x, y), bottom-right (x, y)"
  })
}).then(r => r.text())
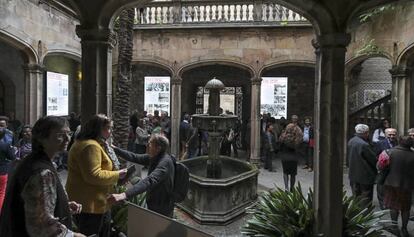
top-left (66, 114), bottom-right (126, 237)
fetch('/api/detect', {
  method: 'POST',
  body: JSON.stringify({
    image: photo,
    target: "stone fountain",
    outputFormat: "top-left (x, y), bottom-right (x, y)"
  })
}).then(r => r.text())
top-left (177, 78), bottom-right (259, 225)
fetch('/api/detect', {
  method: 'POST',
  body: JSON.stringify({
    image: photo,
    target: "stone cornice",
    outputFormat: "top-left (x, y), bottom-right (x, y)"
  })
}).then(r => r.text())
top-left (389, 65), bottom-right (411, 78)
top-left (76, 27), bottom-right (117, 48)
top-left (312, 33), bottom-right (351, 49)
top-left (23, 63), bottom-right (46, 73)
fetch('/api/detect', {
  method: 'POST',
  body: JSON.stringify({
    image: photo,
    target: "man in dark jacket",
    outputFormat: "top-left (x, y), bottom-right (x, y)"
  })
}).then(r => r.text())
top-left (374, 128), bottom-right (398, 209)
top-left (108, 134), bottom-right (175, 217)
top-left (347, 124), bottom-right (377, 206)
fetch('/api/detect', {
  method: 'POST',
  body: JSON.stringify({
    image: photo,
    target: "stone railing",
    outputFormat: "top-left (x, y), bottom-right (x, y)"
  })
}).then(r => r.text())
top-left (348, 94), bottom-right (391, 138)
top-left (134, 0), bottom-right (309, 28)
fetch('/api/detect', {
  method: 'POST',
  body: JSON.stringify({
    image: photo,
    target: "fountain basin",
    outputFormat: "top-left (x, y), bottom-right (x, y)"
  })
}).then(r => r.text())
top-left (191, 114), bottom-right (238, 132)
top-left (176, 156), bottom-right (259, 225)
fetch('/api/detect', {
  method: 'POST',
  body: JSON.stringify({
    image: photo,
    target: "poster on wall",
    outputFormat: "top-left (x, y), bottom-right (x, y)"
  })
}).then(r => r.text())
top-left (46, 71), bottom-right (69, 116)
top-left (261, 77), bottom-right (288, 119)
top-left (144, 76), bottom-right (170, 115)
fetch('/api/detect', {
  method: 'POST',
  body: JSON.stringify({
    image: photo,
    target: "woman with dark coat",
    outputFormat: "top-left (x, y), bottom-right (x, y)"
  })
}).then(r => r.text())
top-left (0, 116), bottom-right (85, 237)
top-left (278, 123), bottom-right (303, 191)
top-left (377, 136), bottom-right (414, 237)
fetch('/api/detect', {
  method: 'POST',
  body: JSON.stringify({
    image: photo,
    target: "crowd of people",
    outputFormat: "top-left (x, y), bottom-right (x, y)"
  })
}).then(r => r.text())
top-left (0, 110), bottom-right (412, 236)
top-left (347, 120), bottom-right (414, 237)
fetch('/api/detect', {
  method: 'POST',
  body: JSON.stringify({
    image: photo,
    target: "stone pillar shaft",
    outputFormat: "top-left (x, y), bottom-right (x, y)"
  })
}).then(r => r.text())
top-left (313, 33), bottom-right (350, 237)
top-left (390, 66), bottom-right (411, 135)
top-left (170, 77), bottom-right (182, 157)
top-left (76, 27), bottom-right (116, 123)
top-left (23, 64), bottom-right (45, 125)
top-left (249, 78), bottom-right (261, 165)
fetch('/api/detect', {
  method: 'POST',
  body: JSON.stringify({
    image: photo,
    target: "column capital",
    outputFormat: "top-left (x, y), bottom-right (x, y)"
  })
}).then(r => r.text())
top-left (251, 77), bottom-right (262, 85)
top-left (312, 33), bottom-right (351, 49)
top-left (23, 63), bottom-right (46, 73)
top-left (389, 65), bottom-right (411, 78)
top-left (171, 76), bottom-right (182, 85)
top-left (76, 26), bottom-right (117, 48)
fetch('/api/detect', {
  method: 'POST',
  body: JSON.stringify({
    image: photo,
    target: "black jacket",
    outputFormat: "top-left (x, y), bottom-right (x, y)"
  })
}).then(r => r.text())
top-left (114, 148), bottom-right (175, 217)
top-left (347, 135), bottom-right (377, 185)
top-left (384, 146), bottom-right (414, 190)
top-left (0, 142), bottom-right (16, 175)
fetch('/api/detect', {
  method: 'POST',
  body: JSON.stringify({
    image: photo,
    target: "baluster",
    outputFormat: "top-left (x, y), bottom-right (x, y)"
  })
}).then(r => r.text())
top-left (274, 4), bottom-right (280, 21)
top-left (248, 4), bottom-right (254, 21)
top-left (268, 3), bottom-right (274, 21)
top-left (288, 9), bottom-right (294, 21)
top-left (143, 7), bottom-right (149, 24)
top-left (282, 7), bottom-right (288, 21)
top-left (181, 6), bottom-right (187, 22)
top-left (241, 4), bottom-right (247, 21)
top-left (236, 5), bottom-right (241, 21)
top-left (229, 5), bottom-right (235, 21)
top-left (168, 6), bottom-right (174, 23)
top-left (193, 6), bottom-right (199, 22)
top-left (189, 6), bottom-right (194, 23)
top-left (199, 6), bottom-right (205, 22)
top-left (224, 5), bottom-right (229, 21)
top-left (378, 104), bottom-right (383, 120)
top-left (162, 6), bottom-right (167, 23)
top-left (156, 7), bottom-right (161, 24)
top-left (149, 7), bottom-right (155, 24)
top-left (216, 5), bottom-right (222, 22)
top-left (205, 5), bottom-right (211, 22)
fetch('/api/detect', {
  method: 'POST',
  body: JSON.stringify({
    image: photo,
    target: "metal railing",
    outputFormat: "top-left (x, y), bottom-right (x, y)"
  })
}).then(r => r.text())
top-left (134, 0), bottom-right (309, 28)
top-left (348, 94), bottom-right (391, 138)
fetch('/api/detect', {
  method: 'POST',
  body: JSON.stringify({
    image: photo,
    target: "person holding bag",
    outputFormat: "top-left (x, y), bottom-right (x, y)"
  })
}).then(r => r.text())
top-left (377, 136), bottom-right (414, 237)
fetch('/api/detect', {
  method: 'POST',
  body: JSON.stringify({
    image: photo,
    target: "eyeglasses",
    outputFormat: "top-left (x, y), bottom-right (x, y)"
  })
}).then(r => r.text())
top-left (56, 131), bottom-right (73, 139)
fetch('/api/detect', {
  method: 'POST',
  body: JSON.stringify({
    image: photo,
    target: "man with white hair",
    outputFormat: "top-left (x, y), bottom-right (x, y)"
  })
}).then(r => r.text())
top-left (347, 124), bottom-right (377, 206)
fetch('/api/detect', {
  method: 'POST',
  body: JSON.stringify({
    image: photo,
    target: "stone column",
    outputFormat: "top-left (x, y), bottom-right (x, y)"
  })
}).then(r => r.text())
top-left (76, 27), bottom-right (116, 123)
top-left (170, 76), bottom-right (182, 157)
top-left (23, 63), bottom-right (45, 125)
top-left (249, 77), bottom-right (261, 165)
top-left (312, 33), bottom-right (350, 237)
top-left (390, 65), bottom-right (411, 135)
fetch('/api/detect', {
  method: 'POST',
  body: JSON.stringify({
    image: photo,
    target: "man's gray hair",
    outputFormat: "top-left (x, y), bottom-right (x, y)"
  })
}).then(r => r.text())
top-left (151, 134), bottom-right (170, 154)
top-left (355, 124), bottom-right (369, 134)
top-left (407, 128), bottom-right (414, 134)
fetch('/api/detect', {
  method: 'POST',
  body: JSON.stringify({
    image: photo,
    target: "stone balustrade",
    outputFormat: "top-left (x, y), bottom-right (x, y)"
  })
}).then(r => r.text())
top-left (134, 0), bottom-right (309, 27)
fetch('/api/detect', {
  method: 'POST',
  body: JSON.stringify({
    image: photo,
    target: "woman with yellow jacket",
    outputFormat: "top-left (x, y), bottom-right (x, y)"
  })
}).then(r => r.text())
top-left (66, 114), bottom-right (126, 237)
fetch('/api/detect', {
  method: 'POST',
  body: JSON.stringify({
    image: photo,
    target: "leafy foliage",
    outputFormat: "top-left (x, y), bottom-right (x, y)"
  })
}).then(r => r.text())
top-left (356, 39), bottom-right (385, 57)
top-left (359, 4), bottom-right (396, 23)
top-left (242, 184), bottom-right (388, 237)
top-left (242, 184), bottom-right (314, 237)
top-left (111, 181), bottom-right (147, 234)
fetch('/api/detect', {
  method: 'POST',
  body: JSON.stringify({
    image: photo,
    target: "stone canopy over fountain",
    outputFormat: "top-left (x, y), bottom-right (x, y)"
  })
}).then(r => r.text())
top-left (177, 78), bottom-right (259, 225)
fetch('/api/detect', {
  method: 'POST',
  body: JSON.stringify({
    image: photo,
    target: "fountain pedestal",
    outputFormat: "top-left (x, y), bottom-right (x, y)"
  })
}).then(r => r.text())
top-left (176, 78), bottom-right (259, 225)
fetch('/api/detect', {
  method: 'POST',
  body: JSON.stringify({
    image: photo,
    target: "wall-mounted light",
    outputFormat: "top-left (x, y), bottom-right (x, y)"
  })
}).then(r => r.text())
top-left (77, 71), bottom-right (82, 81)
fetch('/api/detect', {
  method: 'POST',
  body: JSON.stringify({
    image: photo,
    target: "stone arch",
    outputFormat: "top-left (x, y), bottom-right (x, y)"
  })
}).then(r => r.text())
top-left (42, 50), bottom-right (81, 64)
top-left (0, 30), bottom-right (38, 64)
top-left (345, 54), bottom-right (392, 79)
top-left (178, 60), bottom-right (255, 80)
top-left (259, 60), bottom-right (315, 76)
top-left (132, 59), bottom-right (174, 76)
top-left (396, 42), bottom-right (414, 67)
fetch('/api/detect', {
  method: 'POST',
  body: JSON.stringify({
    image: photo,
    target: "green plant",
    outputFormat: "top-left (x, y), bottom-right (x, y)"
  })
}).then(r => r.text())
top-left (356, 39), bottom-right (385, 57)
top-left (242, 184), bottom-right (388, 237)
top-left (359, 4), bottom-right (396, 23)
top-left (111, 181), bottom-right (146, 234)
top-left (242, 184), bottom-right (314, 236)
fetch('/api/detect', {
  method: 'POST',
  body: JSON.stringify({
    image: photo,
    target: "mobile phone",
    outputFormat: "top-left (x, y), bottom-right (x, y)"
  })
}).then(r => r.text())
top-left (118, 165), bottom-right (136, 185)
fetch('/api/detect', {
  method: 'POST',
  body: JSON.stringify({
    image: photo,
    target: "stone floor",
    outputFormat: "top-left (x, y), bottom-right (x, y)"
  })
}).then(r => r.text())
top-left (59, 150), bottom-right (412, 237)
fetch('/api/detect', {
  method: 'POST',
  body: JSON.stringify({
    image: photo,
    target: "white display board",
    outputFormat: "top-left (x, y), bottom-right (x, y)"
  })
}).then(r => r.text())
top-left (261, 77), bottom-right (288, 119)
top-left (144, 76), bottom-right (170, 115)
top-left (46, 71), bottom-right (69, 116)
